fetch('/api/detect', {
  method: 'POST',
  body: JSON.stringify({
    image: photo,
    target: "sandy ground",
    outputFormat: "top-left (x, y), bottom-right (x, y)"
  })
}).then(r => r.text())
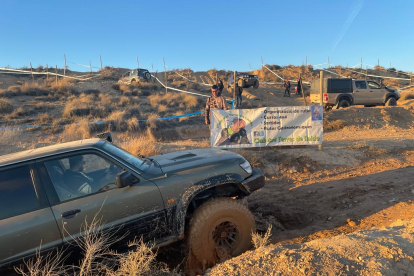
top-left (2, 71), bottom-right (414, 275)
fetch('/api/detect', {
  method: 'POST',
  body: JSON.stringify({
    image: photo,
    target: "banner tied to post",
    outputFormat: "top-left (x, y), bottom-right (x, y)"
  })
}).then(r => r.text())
top-left (211, 106), bottom-right (323, 148)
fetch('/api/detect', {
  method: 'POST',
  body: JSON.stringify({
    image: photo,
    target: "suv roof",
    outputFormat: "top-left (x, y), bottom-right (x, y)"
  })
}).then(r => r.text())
top-left (0, 139), bottom-right (105, 168)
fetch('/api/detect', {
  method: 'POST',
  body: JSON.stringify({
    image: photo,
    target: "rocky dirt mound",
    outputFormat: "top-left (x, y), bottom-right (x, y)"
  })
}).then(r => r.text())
top-left (207, 219), bottom-right (414, 276)
top-left (324, 107), bottom-right (414, 130)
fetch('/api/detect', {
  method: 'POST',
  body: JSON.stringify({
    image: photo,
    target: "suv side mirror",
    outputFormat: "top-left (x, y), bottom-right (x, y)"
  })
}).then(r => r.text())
top-left (116, 171), bottom-right (139, 188)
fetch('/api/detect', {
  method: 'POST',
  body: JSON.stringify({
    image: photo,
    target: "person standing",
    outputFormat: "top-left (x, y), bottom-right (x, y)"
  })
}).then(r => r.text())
top-left (216, 78), bottom-right (224, 96)
top-left (235, 81), bottom-right (243, 108)
top-left (283, 79), bottom-right (291, 97)
top-left (205, 85), bottom-right (227, 126)
top-left (297, 78), bottom-right (302, 96)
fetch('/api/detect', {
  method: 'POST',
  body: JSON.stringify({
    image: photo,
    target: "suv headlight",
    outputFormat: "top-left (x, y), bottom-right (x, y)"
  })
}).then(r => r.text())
top-left (240, 160), bottom-right (252, 175)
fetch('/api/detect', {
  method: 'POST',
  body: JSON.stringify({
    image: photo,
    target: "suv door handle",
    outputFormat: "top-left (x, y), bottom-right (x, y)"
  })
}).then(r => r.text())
top-left (61, 209), bottom-right (81, 218)
top-left (355, 90), bottom-right (359, 92)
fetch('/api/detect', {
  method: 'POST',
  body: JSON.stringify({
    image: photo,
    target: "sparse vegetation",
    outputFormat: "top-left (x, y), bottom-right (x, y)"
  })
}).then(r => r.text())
top-left (324, 119), bottom-right (346, 131)
top-left (252, 225), bottom-right (272, 249)
top-left (0, 98), bottom-right (13, 114)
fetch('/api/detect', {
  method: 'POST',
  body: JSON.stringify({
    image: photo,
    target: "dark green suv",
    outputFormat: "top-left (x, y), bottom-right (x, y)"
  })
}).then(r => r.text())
top-left (228, 73), bottom-right (260, 91)
top-left (0, 134), bottom-right (264, 270)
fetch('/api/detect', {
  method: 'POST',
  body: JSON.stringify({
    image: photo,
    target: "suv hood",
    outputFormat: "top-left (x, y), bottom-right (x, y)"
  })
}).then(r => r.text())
top-left (148, 148), bottom-right (244, 175)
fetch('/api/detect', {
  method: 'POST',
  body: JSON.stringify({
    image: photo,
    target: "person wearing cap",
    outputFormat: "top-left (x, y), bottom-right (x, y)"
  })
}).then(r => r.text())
top-left (205, 85), bottom-right (227, 126)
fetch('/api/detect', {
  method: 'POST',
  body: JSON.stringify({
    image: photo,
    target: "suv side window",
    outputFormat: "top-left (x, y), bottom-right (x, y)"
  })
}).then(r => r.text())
top-left (44, 153), bottom-right (123, 202)
top-left (367, 81), bottom-right (380, 89)
top-left (0, 166), bottom-right (41, 220)
top-left (355, 81), bottom-right (367, 89)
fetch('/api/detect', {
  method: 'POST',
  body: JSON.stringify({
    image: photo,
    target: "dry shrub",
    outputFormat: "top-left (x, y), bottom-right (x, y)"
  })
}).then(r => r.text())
top-left (127, 117), bottom-right (140, 131)
top-left (98, 66), bottom-right (119, 80)
top-left (38, 113), bottom-right (51, 124)
top-left (63, 94), bottom-right (108, 118)
top-left (158, 104), bottom-right (168, 112)
top-left (14, 247), bottom-right (67, 276)
top-left (120, 135), bottom-right (160, 157)
top-left (49, 78), bottom-right (77, 95)
top-left (61, 118), bottom-right (92, 141)
top-left (5, 107), bottom-right (25, 119)
top-left (324, 119), bottom-right (345, 131)
top-left (400, 92), bottom-right (414, 101)
top-left (0, 98), bottom-right (13, 114)
top-left (20, 82), bottom-right (49, 96)
top-left (118, 96), bottom-right (130, 107)
top-left (148, 92), bottom-right (201, 110)
top-left (0, 129), bottom-right (19, 145)
top-left (252, 225), bottom-right (272, 249)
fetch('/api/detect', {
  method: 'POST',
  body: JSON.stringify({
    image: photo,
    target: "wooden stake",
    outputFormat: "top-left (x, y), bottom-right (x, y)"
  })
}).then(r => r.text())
top-left (328, 57), bottom-right (330, 68)
top-left (163, 57), bottom-right (167, 94)
top-left (55, 65), bottom-right (58, 85)
top-left (306, 56), bottom-right (308, 67)
top-left (261, 57), bottom-right (263, 69)
top-left (233, 71), bottom-right (237, 109)
top-left (89, 60), bottom-right (92, 73)
top-left (46, 64), bottom-right (49, 80)
top-left (300, 73), bottom-right (307, 106)
top-left (30, 62), bottom-right (34, 82)
top-left (378, 58), bottom-right (379, 67)
top-left (249, 62), bottom-right (252, 71)
top-left (100, 55), bottom-right (103, 69)
top-left (319, 71), bottom-right (323, 151)
top-left (361, 57), bottom-right (363, 69)
top-left (365, 66), bottom-right (368, 80)
top-left (137, 57), bottom-right (139, 69)
top-left (64, 54), bottom-right (66, 76)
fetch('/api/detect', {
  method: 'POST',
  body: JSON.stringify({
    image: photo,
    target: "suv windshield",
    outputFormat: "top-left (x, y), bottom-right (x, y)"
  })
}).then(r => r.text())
top-left (102, 143), bottom-right (150, 172)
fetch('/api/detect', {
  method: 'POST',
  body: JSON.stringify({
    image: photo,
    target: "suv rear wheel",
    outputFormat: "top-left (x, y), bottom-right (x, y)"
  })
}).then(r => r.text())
top-left (337, 99), bottom-right (351, 109)
top-left (385, 97), bottom-right (397, 106)
top-left (188, 198), bottom-right (255, 265)
top-left (253, 80), bottom-right (259, 89)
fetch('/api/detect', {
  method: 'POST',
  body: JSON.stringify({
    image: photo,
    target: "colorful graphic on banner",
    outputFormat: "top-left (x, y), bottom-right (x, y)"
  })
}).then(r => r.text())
top-left (211, 106), bottom-right (323, 148)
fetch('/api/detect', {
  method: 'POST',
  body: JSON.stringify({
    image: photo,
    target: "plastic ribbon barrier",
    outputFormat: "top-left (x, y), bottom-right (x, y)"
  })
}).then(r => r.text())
top-left (164, 65), bottom-right (211, 87)
top-left (67, 61), bottom-right (100, 69)
top-left (341, 67), bottom-right (411, 81)
top-left (0, 67), bottom-right (100, 81)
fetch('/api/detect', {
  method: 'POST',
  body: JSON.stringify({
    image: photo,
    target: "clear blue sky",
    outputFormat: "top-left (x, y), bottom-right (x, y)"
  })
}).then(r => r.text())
top-left (1, 0), bottom-right (413, 72)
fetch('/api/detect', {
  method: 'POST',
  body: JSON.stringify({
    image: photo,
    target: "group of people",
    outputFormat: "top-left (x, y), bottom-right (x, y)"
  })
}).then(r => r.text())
top-left (284, 79), bottom-right (303, 97)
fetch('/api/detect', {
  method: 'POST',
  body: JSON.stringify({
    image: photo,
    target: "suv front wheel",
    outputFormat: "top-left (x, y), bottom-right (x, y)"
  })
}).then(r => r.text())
top-left (188, 198), bottom-right (255, 265)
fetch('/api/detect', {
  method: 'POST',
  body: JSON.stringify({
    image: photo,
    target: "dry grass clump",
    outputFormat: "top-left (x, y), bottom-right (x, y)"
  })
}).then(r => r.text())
top-left (119, 83), bottom-right (155, 97)
top-left (0, 98), bottom-right (13, 114)
top-left (324, 119), bottom-right (346, 131)
top-left (252, 225), bottom-right (272, 249)
top-left (0, 129), bottom-right (19, 145)
top-left (61, 118), bottom-right (92, 141)
top-left (119, 133), bottom-right (160, 157)
top-left (38, 113), bottom-right (51, 124)
top-left (148, 92), bottom-right (201, 110)
top-left (98, 66), bottom-right (121, 80)
top-left (5, 107), bottom-right (26, 120)
top-left (63, 94), bottom-right (109, 118)
top-left (400, 92), bottom-right (414, 101)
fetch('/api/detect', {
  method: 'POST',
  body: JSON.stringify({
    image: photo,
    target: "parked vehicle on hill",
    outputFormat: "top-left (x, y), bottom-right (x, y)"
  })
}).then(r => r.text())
top-left (0, 133), bottom-right (264, 270)
top-left (118, 68), bottom-right (152, 84)
top-left (309, 78), bottom-right (399, 109)
top-left (228, 73), bottom-right (260, 92)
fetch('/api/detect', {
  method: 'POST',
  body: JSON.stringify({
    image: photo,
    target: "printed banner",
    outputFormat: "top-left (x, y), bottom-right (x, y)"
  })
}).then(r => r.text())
top-left (211, 106), bottom-right (323, 148)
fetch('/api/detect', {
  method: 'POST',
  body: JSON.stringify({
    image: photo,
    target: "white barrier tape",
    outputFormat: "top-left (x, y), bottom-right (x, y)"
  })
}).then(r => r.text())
top-left (164, 65), bottom-right (211, 87)
top-left (152, 75), bottom-right (209, 98)
top-left (0, 67), bottom-right (100, 81)
top-left (310, 62), bottom-right (328, 67)
top-left (362, 63), bottom-right (412, 77)
top-left (68, 61), bottom-right (100, 69)
top-left (322, 68), bottom-right (346, 77)
top-left (341, 67), bottom-right (411, 80)
top-left (399, 85), bottom-right (414, 91)
top-left (263, 65), bottom-right (285, 81)
top-left (350, 63), bottom-right (362, 68)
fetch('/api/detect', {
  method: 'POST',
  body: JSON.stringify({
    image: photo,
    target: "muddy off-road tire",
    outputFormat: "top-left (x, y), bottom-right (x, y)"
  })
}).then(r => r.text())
top-left (253, 80), bottom-right (259, 89)
top-left (337, 99), bottom-right (351, 109)
top-left (144, 72), bottom-right (151, 80)
top-left (130, 79), bottom-right (136, 84)
top-left (385, 97), bottom-right (397, 106)
top-left (188, 198), bottom-right (255, 265)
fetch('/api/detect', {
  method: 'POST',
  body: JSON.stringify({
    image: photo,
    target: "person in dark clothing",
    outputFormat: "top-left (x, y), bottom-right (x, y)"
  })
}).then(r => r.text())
top-left (64, 156), bottom-right (94, 195)
top-left (297, 79), bottom-right (302, 96)
top-left (216, 78), bottom-right (224, 96)
top-left (284, 79), bottom-right (291, 97)
top-left (235, 81), bottom-right (243, 108)
top-left (205, 85), bottom-right (227, 126)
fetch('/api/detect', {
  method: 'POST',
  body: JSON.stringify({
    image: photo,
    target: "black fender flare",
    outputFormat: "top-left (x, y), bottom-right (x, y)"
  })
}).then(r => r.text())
top-left (336, 94), bottom-right (354, 105)
top-left (174, 173), bottom-right (249, 237)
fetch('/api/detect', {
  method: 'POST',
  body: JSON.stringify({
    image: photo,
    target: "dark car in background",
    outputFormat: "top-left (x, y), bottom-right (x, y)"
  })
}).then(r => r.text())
top-left (118, 68), bottom-right (152, 84)
top-left (228, 72), bottom-right (260, 91)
